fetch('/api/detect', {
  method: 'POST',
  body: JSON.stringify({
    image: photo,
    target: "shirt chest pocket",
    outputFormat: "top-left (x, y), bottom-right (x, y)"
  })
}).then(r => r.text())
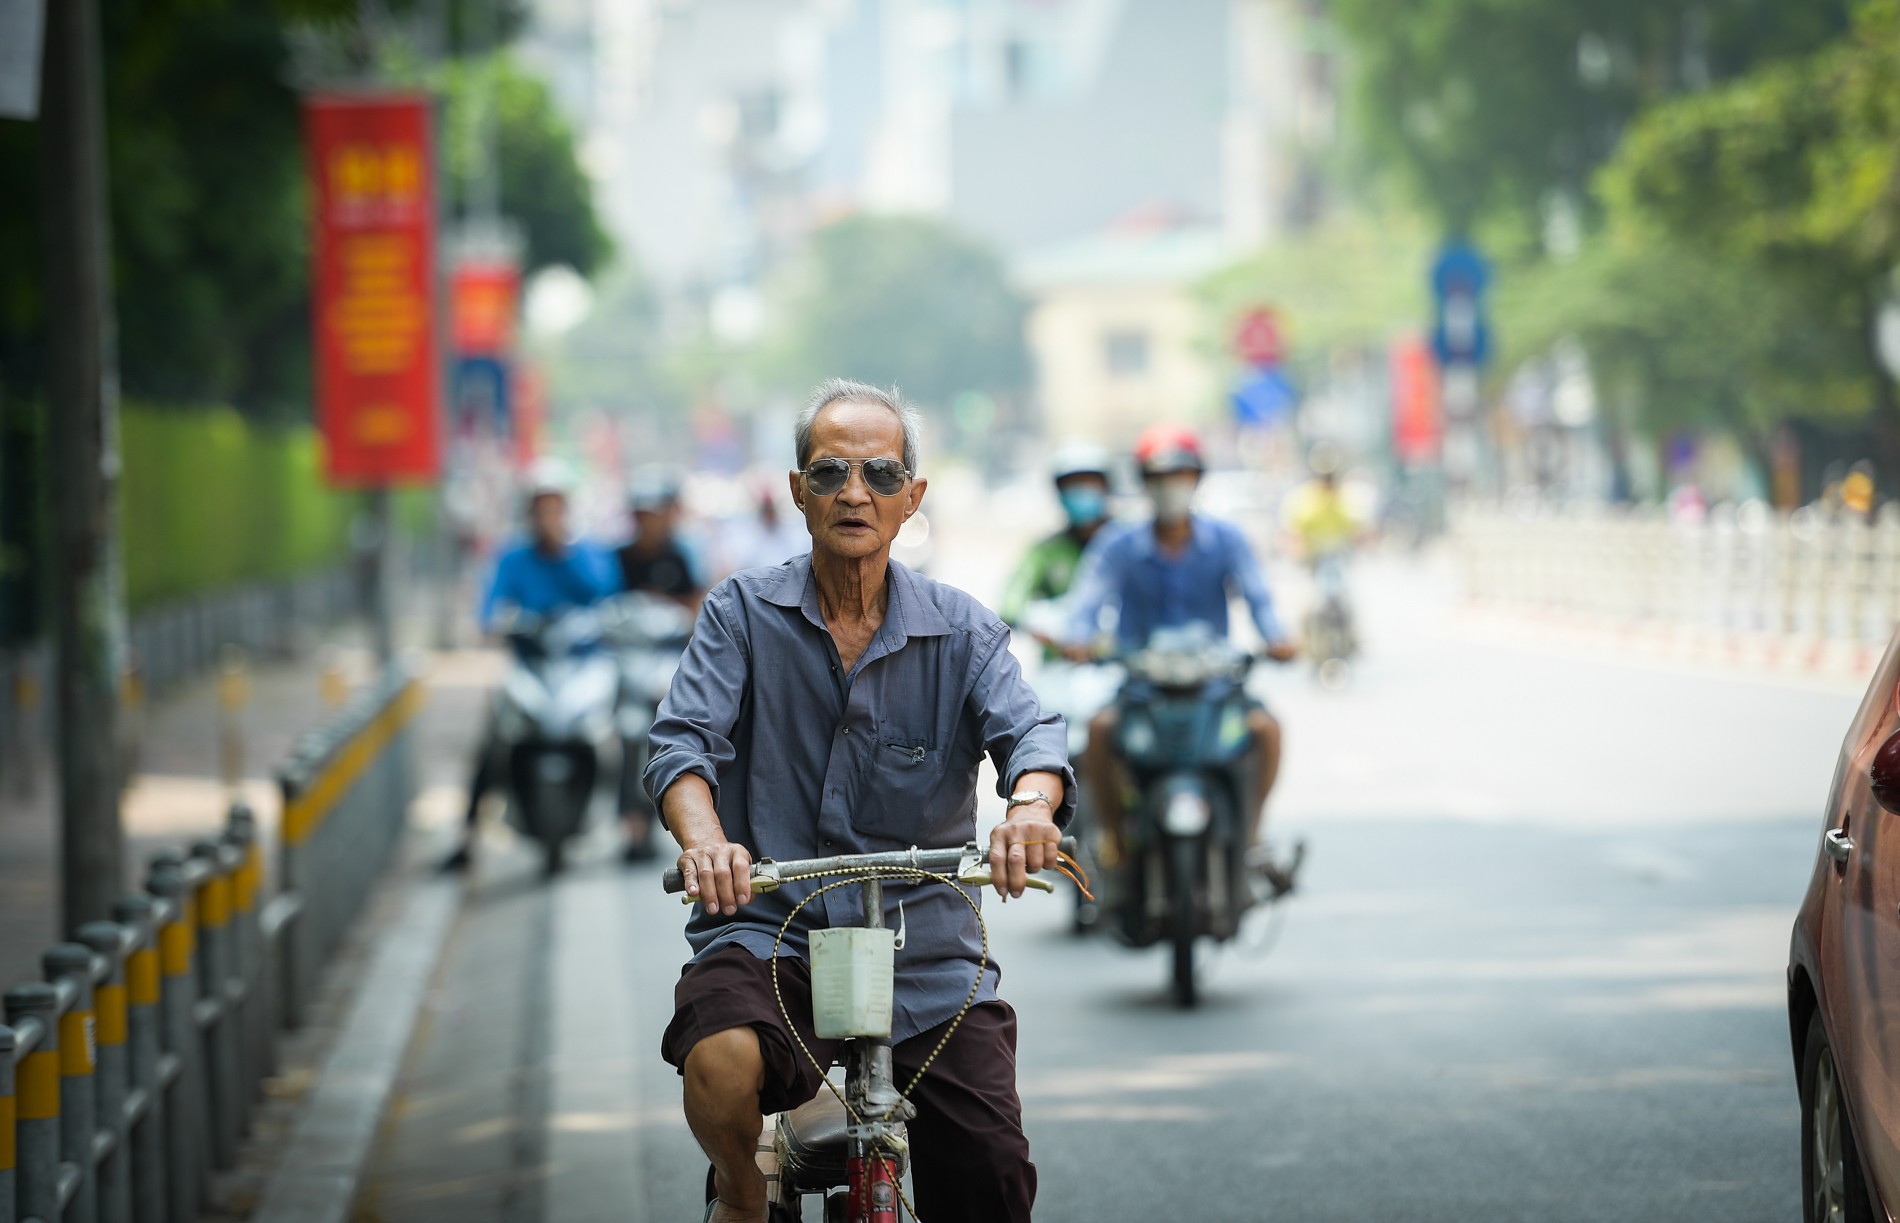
top-left (855, 728), bottom-right (951, 837)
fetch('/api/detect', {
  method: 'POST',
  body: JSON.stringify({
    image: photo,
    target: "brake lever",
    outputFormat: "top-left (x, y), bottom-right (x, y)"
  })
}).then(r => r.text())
top-left (954, 851), bottom-right (1056, 893)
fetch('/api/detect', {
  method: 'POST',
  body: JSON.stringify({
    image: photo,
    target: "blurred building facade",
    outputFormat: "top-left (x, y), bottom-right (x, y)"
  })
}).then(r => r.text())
top-left (1017, 221), bottom-right (1229, 445)
top-left (518, 0), bottom-right (1341, 446)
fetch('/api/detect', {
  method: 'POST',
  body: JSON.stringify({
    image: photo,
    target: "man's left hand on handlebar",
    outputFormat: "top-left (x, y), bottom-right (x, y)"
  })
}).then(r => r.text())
top-left (988, 770), bottom-right (1067, 899)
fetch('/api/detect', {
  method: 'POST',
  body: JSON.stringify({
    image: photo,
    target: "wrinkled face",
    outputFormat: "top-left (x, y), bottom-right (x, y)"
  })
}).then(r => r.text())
top-left (790, 399), bottom-right (926, 563)
top-left (529, 493), bottom-right (568, 549)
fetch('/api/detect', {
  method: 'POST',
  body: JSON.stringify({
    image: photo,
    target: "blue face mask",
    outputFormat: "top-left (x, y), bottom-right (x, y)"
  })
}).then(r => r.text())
top-left (1059, 486), bottom-right (1108, 527)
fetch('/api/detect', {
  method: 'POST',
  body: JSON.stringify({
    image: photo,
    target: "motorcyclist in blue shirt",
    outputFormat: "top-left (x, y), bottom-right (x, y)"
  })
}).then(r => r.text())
top-left (442, 462), bottom-right (619, 872)
top-left (1062, 424), bottom-right (1300, 890)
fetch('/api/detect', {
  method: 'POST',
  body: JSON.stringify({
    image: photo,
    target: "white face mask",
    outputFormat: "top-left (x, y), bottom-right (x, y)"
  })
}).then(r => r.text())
top-left (1149, 478), bottom-right (1196, 524)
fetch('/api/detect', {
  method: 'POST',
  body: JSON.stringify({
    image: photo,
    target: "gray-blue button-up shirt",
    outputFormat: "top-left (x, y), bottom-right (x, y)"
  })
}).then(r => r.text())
top-left (644, 555), bottom-right (1077, 1042)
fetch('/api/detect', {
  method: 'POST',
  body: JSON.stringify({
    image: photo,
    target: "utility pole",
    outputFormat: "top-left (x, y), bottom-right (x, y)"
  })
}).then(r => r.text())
top-left (40, 0), bottom-right (127, 930)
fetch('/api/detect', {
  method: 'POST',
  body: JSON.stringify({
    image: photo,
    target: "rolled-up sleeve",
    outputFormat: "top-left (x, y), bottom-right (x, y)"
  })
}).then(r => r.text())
top-left (966, 627), bottom-right (1078, 827)
top-left (644, 589), bottom-right (749, 809)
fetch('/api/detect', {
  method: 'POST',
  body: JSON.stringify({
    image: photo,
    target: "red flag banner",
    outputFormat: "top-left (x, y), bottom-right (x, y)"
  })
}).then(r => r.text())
top-left (304, 93), bottom-right (441, 486)
top-left (1391, 335), bottom-right (1442, 465)
top-left (450, 262), bottom-right (521, 357)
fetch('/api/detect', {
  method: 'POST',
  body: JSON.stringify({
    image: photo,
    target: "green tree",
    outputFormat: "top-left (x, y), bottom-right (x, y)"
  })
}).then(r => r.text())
top-left (0, 5), bottom-right (607, 419)
top-left (766, 215), bottom-right (1030, 409)
top-left (1329, 0), bottom-right (1852, 233)
top-left (1597, 0), bottom-right (1900, 455)
top-left (438, 55), bottom-right (613, 277)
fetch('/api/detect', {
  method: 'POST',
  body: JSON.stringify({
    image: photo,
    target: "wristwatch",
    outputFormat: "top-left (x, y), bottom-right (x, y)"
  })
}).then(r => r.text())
top-left (1005, 789), bottom-right (1055, 813)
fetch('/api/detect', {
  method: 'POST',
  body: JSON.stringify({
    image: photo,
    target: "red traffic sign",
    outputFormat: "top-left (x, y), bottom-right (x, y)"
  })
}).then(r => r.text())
top-left (1233, 307), bottom-right (1284, 368)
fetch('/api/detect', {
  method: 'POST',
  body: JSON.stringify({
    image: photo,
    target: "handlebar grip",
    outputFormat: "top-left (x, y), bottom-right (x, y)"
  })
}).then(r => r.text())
top-left (662, 866), bottom-right (685, 893)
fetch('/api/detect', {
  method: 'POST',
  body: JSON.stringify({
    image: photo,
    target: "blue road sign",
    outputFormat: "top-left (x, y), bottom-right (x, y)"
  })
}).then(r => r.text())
top-left (1232, 366), bottom-right (1297, 427)
top-left (1431, 241), bottom-right (1491, 367)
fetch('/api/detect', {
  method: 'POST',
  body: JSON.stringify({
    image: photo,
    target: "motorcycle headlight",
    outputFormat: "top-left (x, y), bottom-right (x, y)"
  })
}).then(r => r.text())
top-left (1161, 790), bottom-right (1212, 836)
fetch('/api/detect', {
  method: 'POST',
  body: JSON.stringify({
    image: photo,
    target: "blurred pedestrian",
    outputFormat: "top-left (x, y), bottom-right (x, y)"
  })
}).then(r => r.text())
top-left (720, 483), bottom-right (810, 575)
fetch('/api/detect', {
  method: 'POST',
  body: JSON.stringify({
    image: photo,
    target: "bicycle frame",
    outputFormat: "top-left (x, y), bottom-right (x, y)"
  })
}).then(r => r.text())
top-left (664, 839), bottom-right (1071, 1222)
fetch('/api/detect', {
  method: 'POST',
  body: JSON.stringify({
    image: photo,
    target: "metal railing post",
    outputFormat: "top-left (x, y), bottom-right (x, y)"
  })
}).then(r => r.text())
top-left (44, 944), bottom-right (99, 1223)
top-left (76, 924), bottom-right (130, 1223)
top-left (108, 897), bottom-right (166, 1223)
top-left (74, 926), bottom-right (129, 1223)
top-left (278, 764), bottom-right (312, 1028)
top-left (223, 804), bottom-right (267, 1101)
top-left (1, 1024), bottom-right (15, 1223)
top-left (189, 840), bottom-right (240, 1172)
top-left (5, 984), bottom-right (60, 1223)
top-left (146, 860), bottom-right (204, 1219)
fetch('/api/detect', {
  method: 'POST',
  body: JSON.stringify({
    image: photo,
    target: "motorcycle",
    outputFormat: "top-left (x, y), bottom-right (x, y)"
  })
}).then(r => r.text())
top-left (1104, 626), bottom-right (1283, 1006)
top-left (607, 591), bottom-right (697, 852)
top-left (494, 605), bottom-right (621, 875)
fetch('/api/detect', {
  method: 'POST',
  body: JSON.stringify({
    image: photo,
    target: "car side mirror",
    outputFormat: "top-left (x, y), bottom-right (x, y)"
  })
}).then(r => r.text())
top-left (1872, 730), bottom-right (1900, 814)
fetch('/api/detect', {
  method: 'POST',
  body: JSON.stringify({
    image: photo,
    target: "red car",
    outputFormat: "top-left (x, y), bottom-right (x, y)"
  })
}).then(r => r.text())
top-left (1790, 635), bottom-right (1900, 1222)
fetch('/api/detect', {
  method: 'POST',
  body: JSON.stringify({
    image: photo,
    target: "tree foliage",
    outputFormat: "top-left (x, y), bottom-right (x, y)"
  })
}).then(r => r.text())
top-left (766, 215), bottom-right (1030, 409)
top-left (1329, 0), bottom-right (1853, 233)
top-left (0, 2), bottom-right (605, 420)
top-left (437, 56), bottom-right (613, 278)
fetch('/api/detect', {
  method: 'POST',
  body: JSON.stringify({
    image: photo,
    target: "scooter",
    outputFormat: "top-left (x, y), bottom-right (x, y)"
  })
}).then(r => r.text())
top-left (495, 606), bottom-right (620, 875)
top-left (1104, 626), bottom-right (1286, 1007)
top-left (608, 591), bottom-right (696, 854)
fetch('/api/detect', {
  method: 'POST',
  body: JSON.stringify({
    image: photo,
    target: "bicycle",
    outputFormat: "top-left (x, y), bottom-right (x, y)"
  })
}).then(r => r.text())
top-left (663, 835), bottom-right (1081, 1223)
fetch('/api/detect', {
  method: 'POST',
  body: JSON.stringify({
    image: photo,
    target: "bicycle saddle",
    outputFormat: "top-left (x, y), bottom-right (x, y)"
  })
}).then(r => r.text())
top-left (777, 1092), bottom-right (909, 1185)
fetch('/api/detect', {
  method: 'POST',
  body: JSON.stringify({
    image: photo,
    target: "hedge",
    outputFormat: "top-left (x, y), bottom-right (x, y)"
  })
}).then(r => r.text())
top-left (119, 404), bottom-right (434, 611)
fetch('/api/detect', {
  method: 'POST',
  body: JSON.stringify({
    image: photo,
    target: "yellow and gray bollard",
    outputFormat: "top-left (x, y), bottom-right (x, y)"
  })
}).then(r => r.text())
top-left (5, 983), bottom-right (60, 1223)
top-left (190, 838), bottom-right (241, 1170)
top-left (110, 894), bottom-right (168, 1223)
top-left (77, 922), bottom-right (132, 1223)
top-left (45, 942), bottom-right (100, 1223)
top-left (147, 859), bottom-right (205, 1219)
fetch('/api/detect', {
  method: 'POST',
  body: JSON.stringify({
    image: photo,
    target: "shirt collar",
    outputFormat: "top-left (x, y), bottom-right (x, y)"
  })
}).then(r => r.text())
top-left (756, 553), bottom-right (952, 639)
top-left (1130, 514), bottom-right (1216, 558)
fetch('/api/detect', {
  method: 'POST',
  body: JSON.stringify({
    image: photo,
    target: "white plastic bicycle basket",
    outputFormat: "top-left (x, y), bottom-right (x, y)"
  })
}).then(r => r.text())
top-left (809, 926), bottom-right (895, 1039)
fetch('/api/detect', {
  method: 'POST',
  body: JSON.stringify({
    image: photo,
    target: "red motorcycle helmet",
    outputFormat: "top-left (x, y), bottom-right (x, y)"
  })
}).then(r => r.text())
top-left (1134, 423), bottom-right (1205, 477)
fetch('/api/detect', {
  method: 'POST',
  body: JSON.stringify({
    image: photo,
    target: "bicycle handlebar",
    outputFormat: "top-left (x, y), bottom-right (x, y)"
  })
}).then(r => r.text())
top-left (662, 836), bottom-right (1080, 901)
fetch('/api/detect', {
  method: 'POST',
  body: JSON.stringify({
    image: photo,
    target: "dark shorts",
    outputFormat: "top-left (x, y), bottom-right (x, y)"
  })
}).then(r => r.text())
top-left (662, 946), bottom-right (1037, 1220)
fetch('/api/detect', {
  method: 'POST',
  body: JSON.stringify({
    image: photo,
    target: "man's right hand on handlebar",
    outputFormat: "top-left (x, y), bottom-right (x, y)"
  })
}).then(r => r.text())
top-left (660, 773), bottom-right (757, 915)
top-left (678, 839), bottom-right (754, 915)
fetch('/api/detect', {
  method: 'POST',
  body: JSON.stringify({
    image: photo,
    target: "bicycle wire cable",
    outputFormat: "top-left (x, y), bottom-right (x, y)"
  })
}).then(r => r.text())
top-left (767, 864), bottom-right (994, 1223)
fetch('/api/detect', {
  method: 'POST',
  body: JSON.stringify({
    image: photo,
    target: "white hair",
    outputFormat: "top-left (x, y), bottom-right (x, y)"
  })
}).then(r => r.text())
top-left (794, 378), bottom-right (922, 474)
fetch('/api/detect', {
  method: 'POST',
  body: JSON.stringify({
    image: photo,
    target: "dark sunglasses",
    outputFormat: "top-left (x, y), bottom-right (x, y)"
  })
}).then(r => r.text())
top-left (801, 456), bottom-right (910, 497)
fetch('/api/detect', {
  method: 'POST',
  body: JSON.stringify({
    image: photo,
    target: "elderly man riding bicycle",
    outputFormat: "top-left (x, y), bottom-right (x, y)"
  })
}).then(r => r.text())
top-left (645, 378), bottom-right (1074, 1223)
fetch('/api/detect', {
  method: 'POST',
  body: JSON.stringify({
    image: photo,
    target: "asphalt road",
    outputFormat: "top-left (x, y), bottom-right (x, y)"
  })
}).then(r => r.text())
top-left (355, 493), bottom-right (1862, 1222)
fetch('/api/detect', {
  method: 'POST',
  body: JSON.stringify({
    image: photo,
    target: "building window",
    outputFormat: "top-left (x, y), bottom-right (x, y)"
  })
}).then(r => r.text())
top-left (1104, 329), bottom-right (1150, 378)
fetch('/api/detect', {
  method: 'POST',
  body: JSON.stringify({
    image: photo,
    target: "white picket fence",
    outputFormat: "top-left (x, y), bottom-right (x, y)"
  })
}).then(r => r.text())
top-left (1451, 500), bottom-right (1900, 665)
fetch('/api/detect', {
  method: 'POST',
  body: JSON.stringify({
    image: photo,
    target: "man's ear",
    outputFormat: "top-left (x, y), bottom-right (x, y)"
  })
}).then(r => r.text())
top-left (907, 476), bottom-right (928, 518)
top-left (788, 468), bottom-right (804, 511)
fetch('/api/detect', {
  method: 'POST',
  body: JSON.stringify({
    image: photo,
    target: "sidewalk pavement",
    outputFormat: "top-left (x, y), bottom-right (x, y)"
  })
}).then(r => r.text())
top-left (0, 631), bottom-right (500, 992)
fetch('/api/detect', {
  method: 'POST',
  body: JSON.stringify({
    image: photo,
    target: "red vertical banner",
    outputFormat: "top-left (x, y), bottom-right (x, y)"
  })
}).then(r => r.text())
top-left (1391, 334), bottom-right (1443, 464)
top-left (450, 262), bottom-right (521, 356)
top-left (304, 93), bottom-right (441, 486)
